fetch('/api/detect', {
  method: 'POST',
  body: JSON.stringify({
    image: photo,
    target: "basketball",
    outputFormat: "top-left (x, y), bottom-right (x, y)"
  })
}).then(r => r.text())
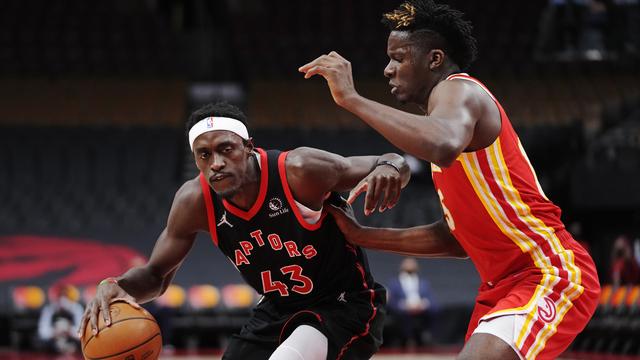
top-left (81, 301), bottom-right (162, 360)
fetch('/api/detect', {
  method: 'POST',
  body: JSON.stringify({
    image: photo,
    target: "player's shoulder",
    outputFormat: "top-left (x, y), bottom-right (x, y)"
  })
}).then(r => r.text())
top-left (434, 75), bottom-right (479, 96)
top-left (286, 147), bottom-right (334, 164)
top-left (433, 75), bottom-right (493, 108)
top-left (283, 146), bottom-right (339, 176)
top-left (173, 176), bottom-right (204, 209)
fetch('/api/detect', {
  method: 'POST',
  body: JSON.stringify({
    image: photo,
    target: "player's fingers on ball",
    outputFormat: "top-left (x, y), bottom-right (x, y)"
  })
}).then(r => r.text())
top-left (127, 299), bottom-right (141, 309)
top-left (114, 296), bottom-right (140, 309)
top-left (78, 312), bottom-right (89, 337)
top-left (100, 298), bottom-right (111, 326)
top-left (89, 302), bottom-right (100, 335)
top-left (347, 181), bottom-right (367, 204)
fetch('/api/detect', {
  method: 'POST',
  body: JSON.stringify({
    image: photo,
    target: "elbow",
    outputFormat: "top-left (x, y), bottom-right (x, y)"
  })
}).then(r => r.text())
top-left (430, 141), bottom-right (464, 168)
top-left (436, 219), bottom-right (468, 258)
top-left (447, 236), bottom-right (469, 259)
top-left (450, 244), bottom-right (469, 259)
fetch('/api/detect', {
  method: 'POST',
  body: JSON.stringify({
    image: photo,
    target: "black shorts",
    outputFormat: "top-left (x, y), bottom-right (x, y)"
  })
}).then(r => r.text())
top-left (222, 283), bottom-right (387, 360)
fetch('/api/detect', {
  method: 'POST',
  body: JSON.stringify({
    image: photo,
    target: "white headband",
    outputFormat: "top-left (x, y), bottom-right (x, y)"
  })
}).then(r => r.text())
top-left (188, 116), bottom-right (250, 150)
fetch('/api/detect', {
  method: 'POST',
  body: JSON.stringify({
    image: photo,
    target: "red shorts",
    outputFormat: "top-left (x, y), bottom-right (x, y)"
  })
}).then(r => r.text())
top-left (466, 243), bottom-right (600, 360)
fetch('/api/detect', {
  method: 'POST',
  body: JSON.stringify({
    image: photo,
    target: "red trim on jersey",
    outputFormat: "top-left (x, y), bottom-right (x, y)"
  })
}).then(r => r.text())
top-left (222, 148), bottom-right (269, 221)
top-left (336, 249), bottom-right (376, 360)
top-left (278, 310), bottom-right (323, 344)
top-left (277, 151), bottom-right (327, 231)
top-left (337, 288), bottom-right (377, 360)
top-left (199, 173), bottom-right (219, 246)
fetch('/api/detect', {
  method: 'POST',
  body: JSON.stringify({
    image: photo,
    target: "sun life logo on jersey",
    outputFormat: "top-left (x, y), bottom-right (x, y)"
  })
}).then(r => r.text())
top-left (268, 197), bottom-right (289, 218)
top-left (537, 296), bottom-right (557, 323)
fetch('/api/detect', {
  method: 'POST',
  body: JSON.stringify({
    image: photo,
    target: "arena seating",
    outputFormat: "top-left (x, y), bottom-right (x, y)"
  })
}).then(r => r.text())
top-left (0, 127), bottom-right (183, 233)
top-left (0, 0), bottom-right (178, 77)
top-left (573, 284), bottom-right (640, 355)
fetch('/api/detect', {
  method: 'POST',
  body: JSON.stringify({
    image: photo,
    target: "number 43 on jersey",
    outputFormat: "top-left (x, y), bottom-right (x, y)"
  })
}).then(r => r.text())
top-left (261, 265), bottom-right (313, 296)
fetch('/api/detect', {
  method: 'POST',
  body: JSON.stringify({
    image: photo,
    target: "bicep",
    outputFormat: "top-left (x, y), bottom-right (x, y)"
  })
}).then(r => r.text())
top-left (286, 148), bottom-right (377, 203)
top-left (146, 181), bottom-right (202, 278)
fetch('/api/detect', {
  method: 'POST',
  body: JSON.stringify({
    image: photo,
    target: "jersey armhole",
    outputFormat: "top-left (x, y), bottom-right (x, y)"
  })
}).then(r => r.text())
top-left (199, 173), bottom-right (219, 246)
top-left (277, 151), bottom-right (326, 231)
top-left (448, 74), bottom-right (504, 151)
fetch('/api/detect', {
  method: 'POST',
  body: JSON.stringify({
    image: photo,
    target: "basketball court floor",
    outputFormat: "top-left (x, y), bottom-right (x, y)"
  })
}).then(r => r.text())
top-left (2, 350), bottom-right (640, 360)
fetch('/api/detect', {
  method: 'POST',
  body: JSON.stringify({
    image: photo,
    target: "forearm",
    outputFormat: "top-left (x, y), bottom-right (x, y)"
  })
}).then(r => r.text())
top-left (116, 266), bottom-right (165, 303)
top-left (342, 95), bottom-right (460, 166)
top-left (351, 219), bottom-right (467, 258)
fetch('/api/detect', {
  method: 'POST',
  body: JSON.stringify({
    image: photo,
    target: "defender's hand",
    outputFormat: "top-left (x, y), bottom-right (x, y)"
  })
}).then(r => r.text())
top-left (348, 163), bottom-right (402, 215)
top-left (299, 51), bottom-right (357, 107)
top-left (78, 281), bottom-right (139, 338)
top-left (325, 201), bottom-right (365, 245)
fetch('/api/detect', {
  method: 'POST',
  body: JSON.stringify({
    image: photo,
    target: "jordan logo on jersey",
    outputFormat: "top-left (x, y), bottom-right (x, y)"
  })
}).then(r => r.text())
top-left (217, 211), bottom-right (233, 228)
top-left (268, 197), bottom-right (289, 218)
top-left (337, 292), bottom-right (347, 303)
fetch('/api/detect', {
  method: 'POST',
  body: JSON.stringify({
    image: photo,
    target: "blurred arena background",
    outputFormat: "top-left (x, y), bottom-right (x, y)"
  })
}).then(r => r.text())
top-left (0, 0), bottom-right (639, 359)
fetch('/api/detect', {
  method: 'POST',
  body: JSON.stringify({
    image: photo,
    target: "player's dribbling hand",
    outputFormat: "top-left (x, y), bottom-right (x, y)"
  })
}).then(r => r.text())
top-left (348, 163), bottom-right (402, 216)
top-left (78, 281), bottom-right (139, 338)
top-left (298, 51), bottom-right (357, 107)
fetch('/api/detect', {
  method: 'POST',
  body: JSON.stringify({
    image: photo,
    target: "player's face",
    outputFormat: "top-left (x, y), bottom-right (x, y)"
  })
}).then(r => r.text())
top-left (192, 131), bottom-right (253, 198)
top-left (384, 31), bottom-right (432, 105)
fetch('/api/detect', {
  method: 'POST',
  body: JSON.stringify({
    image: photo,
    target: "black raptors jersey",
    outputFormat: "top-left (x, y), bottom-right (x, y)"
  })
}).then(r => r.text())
top-left (199, 149), bottom-right (376, 308)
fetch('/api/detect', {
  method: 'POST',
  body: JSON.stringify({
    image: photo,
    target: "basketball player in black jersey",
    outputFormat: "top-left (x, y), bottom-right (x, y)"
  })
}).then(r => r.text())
top-left (79, 102), bottom-right (411, 360)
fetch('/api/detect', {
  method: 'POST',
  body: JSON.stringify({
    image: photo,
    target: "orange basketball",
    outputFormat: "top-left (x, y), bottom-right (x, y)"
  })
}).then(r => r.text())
top-left (81, 301), bottom-right (162, 360)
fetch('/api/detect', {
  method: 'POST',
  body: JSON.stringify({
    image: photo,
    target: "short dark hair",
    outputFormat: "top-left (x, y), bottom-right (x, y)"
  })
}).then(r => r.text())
top-left (185, 102), bottom-right (249, 138)
top-left (382, 0), bottom-right (478, 70)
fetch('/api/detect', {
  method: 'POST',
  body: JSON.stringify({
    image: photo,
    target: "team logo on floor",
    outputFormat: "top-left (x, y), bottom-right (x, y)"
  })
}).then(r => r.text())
top-left (537, 296), bottom-right (557, 323)
top-left (268, 197), bottom-right (289, 218)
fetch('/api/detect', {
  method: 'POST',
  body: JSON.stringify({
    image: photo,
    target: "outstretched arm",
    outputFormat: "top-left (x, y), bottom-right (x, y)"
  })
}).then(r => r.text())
top-left (285, 147), bottom-right (410, 214)
top-left (299, 52), bottom-right (482, 168)
top-left (79, 179), bottom-right (206, 337)
top-left (326, 203), bottom-right (467, 258)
